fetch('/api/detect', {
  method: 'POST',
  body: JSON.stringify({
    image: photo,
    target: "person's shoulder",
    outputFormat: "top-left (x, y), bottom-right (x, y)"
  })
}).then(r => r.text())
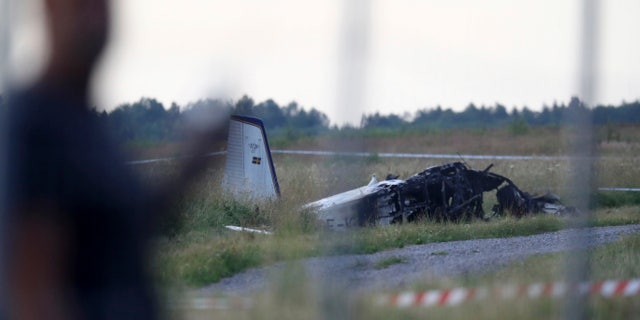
top-left (11, 83), bottom-right (63, 108)
top-left (11, 83), bottom-right (84, 121)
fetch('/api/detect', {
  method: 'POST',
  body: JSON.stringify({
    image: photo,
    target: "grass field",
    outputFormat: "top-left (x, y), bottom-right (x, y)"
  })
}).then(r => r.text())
top-left (357, 234), bottom-right (640, 320)
top-left (171, 233), bottom-right (640, 320)
top-left (133, 125), bottom-right (640, 319)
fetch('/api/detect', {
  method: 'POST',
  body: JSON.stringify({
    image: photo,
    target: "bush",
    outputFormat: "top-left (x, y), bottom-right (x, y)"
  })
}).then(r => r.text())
top-left (593, 191), bottom-right (640, 208)
top-left (509, 117), bottom-right (530, 136)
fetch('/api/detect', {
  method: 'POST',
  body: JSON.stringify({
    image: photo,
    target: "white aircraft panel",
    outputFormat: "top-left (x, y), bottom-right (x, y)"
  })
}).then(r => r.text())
top-left (223, 116), bottom-right (279, 200)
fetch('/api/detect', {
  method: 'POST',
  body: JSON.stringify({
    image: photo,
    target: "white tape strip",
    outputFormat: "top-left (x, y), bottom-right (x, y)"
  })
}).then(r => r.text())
top-left (172, 296), bottom-right (253, 310)
top-left (379, 279), bottom-right (640, 308)
top-left (173, 278), bottom-right (640, 310)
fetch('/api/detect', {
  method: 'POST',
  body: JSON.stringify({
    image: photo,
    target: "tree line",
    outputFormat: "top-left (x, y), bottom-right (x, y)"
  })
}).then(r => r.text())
top-left (1, 94), bottom-right (639, 144)
top-left (93, 95), bottom-right (331, 144)
top-left (361, 97), bottom-right (640, 130)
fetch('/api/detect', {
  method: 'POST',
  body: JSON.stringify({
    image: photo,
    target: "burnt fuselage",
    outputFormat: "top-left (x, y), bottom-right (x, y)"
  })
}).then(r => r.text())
top-left (306, 162), bottom-right (573, 229)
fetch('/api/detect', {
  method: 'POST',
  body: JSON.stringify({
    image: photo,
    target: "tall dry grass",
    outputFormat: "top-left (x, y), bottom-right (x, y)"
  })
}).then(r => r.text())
top-left (135, 126), bottom-right (640, 319)
top-left (143, 137), bottom-right (640, 285)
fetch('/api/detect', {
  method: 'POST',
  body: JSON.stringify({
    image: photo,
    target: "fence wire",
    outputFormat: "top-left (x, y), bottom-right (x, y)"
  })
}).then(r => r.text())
top-left (0, 1), bottom-right (616, 319)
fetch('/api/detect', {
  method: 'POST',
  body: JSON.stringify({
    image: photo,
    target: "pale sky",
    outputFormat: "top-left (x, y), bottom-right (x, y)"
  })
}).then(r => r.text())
top-left (3, 0), bottom-right (640, 125)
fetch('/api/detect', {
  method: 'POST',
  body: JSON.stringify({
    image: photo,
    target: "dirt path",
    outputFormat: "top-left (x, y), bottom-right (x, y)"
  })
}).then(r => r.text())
top-left (200, 224), bottom-right (640, 295)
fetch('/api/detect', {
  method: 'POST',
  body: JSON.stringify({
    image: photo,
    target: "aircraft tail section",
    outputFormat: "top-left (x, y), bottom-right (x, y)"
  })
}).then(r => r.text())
top-left (223, 115), bottom-right (280, 200)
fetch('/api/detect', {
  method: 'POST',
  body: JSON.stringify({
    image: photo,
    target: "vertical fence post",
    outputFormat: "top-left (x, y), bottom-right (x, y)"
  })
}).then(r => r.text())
top-left (0, 0), bottom-right (11, 316)
top-left (565, 0), bottom-right (599, 319)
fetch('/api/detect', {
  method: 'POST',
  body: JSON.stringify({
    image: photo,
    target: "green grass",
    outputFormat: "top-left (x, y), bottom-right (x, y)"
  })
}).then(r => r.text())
top-left (359, 234), bottom-right (640, 320)
top-left (594, 191), bottom-right (640, 208)
top-left (148, 127), bottom-right (640, 319)
top-left (170, 231), bottom-right (640, 320)
top-left (143, 147), bottom-right (640, 288)
top-left (590, 206), bottom-right (640, 226)
top-left (374, 256), bottom-right (406, 270)
top-left (155, 207), bottom-right (640, 287)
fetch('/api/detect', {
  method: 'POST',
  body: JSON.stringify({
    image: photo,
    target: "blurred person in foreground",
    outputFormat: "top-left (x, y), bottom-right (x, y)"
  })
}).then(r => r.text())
top-left (2, 0), bottom-right (223, 319)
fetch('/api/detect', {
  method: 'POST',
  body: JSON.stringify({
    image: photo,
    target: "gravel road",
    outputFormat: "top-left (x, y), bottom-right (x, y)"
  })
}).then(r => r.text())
top-left (200, 224), bottom-right (640, 295)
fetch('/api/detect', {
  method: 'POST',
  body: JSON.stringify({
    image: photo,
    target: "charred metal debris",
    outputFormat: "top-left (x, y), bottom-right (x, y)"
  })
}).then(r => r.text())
top-left (309, 162), bottom-right (577, 228)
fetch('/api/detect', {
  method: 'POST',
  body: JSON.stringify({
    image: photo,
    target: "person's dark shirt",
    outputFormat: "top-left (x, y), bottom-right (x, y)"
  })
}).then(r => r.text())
top-left (4, 84), bottom-right (157, 319)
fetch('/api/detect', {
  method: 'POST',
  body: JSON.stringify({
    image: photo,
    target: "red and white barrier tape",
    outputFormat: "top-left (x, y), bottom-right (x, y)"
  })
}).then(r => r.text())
top-left (170, 296), bottom-right (253, 310)
top-left (172, 279), bottom-right (640, 310)
top-left (377, 279), bottom-right (640, 308)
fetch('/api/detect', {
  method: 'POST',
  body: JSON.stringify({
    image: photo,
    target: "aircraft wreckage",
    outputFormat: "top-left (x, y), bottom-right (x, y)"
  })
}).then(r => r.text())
top-left (222, 116), bottom-right (577, 231)
top-left (303, 161), bottom-right (577, 230)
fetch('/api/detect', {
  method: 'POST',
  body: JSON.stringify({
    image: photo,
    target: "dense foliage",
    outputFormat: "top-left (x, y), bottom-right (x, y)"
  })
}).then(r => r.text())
top-left (362, 97), bottom-right (640, 130)
top-left (92, 95), bottom-right (330, 144)
top-left (2, 93), bottom-right (639, 144)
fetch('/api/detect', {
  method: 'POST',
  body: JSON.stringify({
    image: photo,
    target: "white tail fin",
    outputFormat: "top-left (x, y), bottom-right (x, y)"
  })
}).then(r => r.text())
top-left (223, 115), bottom-right (280, 200)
